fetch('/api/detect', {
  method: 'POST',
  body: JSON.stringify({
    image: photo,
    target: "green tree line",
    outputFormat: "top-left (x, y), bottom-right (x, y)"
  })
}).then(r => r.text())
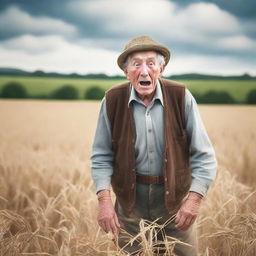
top-left (0, 82), bottom-right (105, 100)
top-left (1, 81), bottom-right (256, 104)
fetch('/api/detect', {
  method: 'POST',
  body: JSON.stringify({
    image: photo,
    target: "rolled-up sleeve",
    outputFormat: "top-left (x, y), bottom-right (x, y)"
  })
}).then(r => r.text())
top-left (185, 89), bottom-right (217, 196)
top-left (90, 97), bottom-right (114, 193)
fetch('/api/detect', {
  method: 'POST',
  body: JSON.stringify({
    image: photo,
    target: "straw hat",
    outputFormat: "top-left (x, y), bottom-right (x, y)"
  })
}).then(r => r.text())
top-left (117, 35), bottom-right (171, 70)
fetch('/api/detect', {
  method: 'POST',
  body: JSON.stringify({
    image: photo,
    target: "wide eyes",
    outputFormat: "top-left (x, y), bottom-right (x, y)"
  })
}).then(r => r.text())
top-left (133, 62), bottom-right (155, 68)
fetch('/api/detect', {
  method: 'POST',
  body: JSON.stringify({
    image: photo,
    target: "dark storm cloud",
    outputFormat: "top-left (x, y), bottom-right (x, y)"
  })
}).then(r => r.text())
top-left (0, 0), bottom-right (255, 75)
top-left (0, 0), bottom-right (256, 67)
top-left (0, 0), bottom-right (112, 40)
top-left (0, 0), bottom-right (69, 15)
top-left (0, 0), bottom-right (154, 50)
top-left (170, 0), bottom-right (256, 19)
top-left (169, 0), bottom-right (256, 40)
top-left (0, 0), bottom-right (255, 44)
top-left (1, 0), bottom-right (255, 19)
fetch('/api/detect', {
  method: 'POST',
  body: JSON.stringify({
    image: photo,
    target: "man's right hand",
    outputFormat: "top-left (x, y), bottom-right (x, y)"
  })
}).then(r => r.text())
top-left (97, 190), bottom-right (120, 237)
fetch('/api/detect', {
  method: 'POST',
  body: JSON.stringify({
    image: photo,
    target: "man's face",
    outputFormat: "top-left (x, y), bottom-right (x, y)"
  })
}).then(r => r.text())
top-left (124, 51), bottom-right (164, 99)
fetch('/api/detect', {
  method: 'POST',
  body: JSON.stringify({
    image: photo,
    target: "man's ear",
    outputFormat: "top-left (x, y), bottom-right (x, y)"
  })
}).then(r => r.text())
top-left (124, 68), bottom-right (129, 79)
top-left (159, 66), bottom-right (165, 77)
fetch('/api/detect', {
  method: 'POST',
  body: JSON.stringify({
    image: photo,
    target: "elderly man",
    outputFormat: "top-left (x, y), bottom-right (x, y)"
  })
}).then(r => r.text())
top-left (91, 35), bottom-right (217, 255)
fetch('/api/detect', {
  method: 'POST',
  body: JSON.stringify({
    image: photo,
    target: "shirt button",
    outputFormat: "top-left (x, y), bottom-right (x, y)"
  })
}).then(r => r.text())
top-left (166, 191), bottom-right (169, 195)
top-left (148, 129), bottom-right (152, 133)
top-left (131, 183), bottom-right (135, 189)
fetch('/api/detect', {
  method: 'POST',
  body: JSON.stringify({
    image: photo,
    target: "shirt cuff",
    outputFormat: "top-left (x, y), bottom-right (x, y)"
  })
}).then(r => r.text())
top-left (94, 177), bottom-right (111, 194)
top-left (189, 179), bottom-right (209, 197)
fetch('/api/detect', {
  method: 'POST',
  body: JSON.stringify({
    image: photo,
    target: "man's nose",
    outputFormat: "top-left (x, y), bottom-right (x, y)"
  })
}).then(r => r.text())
top-left (140, 64), bottom-right (149, 76)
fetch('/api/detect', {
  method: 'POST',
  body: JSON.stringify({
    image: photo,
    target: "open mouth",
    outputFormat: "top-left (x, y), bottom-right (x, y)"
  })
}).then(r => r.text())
top-left (139, 81), bottom-right (151, 86)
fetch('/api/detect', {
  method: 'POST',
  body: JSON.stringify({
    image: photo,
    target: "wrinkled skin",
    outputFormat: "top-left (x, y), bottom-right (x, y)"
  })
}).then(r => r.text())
top-left (175, 192), bottom-right (203, 231)
top-left (97, 190), bottom-right (120, 237)
top-left (124, 51), bottom-right (164, 106)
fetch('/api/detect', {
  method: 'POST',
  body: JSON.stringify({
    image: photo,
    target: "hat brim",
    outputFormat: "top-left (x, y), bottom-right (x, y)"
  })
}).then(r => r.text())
top-left (117, 44), bottom-right (171, 70)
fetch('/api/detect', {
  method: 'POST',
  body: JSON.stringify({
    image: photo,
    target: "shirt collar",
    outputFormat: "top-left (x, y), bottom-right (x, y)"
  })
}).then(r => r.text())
top-left (128, 80), bottom-right (164, 107)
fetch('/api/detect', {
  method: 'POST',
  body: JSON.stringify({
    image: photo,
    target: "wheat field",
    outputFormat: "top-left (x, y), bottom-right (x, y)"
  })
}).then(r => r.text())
top-left (0, 100), bottom-right (255, 256)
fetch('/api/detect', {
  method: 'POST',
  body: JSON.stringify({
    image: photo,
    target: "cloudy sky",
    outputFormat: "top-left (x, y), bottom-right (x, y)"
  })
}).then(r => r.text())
top-left (0, 0), bottom-right (255, 76)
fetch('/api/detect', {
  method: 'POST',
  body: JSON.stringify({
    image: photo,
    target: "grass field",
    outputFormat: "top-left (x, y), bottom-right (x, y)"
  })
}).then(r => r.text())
top-left (0, 75), bottom-right (255, 102)
top-left (0, 100), bottom-right (256, 255)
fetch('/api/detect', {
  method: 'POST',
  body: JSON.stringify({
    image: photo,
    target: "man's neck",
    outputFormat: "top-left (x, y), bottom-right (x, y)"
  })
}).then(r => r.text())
top-left (136, 91), bottom-right (155, 106)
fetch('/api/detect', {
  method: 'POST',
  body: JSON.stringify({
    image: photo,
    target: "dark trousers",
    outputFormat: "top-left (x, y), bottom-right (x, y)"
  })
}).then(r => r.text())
top-left (115, 183), bottom-right (198, 256)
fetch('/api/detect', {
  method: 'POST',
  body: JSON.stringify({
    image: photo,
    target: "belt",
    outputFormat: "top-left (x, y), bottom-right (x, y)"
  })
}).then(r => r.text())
top-left (136, 175), bottom-right (164, 184)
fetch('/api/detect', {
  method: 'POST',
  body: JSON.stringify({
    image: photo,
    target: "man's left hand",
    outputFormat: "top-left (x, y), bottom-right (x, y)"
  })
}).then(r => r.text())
top-left (175, 192), bottom-right (203, 231)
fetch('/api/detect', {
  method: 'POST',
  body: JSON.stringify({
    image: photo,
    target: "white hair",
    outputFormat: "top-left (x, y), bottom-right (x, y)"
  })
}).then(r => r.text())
top-left (123, 52), bottom-right (165, 69)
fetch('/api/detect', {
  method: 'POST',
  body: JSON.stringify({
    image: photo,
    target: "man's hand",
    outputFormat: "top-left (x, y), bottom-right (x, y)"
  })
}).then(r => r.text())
top-left (97, 190), bottom-right (120, 237)
top-left (175, 192), bottom-right (203, 231)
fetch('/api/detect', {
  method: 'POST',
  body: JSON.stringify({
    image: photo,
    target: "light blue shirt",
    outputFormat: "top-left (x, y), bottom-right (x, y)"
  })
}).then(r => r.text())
top-left (91, 81), bottom-right (217, 196)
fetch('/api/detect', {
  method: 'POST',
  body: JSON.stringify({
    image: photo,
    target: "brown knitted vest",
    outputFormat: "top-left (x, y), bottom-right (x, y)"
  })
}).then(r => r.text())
top-left (105, 78), bottom-right (191, 214)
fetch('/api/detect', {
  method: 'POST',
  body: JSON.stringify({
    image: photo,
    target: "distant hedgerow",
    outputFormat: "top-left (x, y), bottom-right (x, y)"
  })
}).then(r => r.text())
top-left (199, 90), bottom-right (236, 104)
top-left (51, 85), bottom-right (78, 100)
top-left (1, 81), bottom-right (28, 98)
top-left (246, 89), bottom-right (256, 104)
top-left (85, 86), bottom-right (105, 100)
